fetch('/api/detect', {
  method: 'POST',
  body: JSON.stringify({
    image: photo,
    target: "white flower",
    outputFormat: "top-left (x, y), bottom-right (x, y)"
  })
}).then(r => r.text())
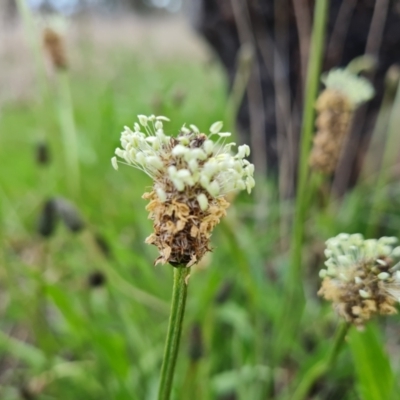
top-left (111, 156), bottom-right (118, 170)
top-left (322, 68), bottom-right (374, 106)
top-left (321, 234), bottom-right (400, 278)
top-left (210, 121), bottom-right (223, 134)
top-left (112, 115), bottom-right (255, 198)
top-left (197, 193), bottom-right (208, 211)
top-left (318, 233), bottom-right (400, 326)
top-left (112, 114), bottom-right (255, 267)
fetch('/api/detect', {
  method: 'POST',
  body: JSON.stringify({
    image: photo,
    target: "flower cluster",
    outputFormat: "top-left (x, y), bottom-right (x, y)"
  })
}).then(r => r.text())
top-left (322, 68), bottom-right (374, 106)
top-left (318, 233), bottom-right (400, 327)
top-left (112, 115), bottom-right (255, 267)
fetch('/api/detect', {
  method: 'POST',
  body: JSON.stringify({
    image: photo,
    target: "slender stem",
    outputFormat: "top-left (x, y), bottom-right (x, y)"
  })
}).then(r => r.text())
top-left (361, 81), bottom-right (395, 183)
top-left (15, 0), bottom-right (48, 101)
top-left (326, 322), bottom-right (350, 367)
top-left (290, 0), bottom-right (329, 293)
top-left (158, 267), bottom-right (190, 400)
top-left (15, 0), bottom-right (51, 148)
top-left (226, 43), bottom-right (254, 127)
top-left (56, 71), bottom-right (80, 197)
top-left (274, 0), bottom-right (330, 363)
top-left (290, 322), bottom-right (350, 400)
top-left (367, 79), bottom-right (400, 236)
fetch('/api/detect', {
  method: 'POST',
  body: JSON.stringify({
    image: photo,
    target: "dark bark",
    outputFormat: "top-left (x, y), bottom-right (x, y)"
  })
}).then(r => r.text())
top-left (193, 0), bottom-right (400, 194)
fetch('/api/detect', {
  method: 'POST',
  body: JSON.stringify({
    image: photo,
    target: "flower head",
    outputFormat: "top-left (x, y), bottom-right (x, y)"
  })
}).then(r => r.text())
top-left (309, 67), bottom-right (374, 175)
top-left (41, 16), bottom-right (68, 70)
top-left (112, 115), bottom-right (255, 267)
top-left (318, 233), bottom-right (400, 327)
top-left (322, 68), bottom-right (374, 106)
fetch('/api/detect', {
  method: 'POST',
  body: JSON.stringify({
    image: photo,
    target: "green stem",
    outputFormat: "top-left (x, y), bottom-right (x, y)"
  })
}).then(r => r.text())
top-left (16, 0), bottom-right (51, 148)
top-left (290, 322), bottom-right (350, 400)
top-left (158, 267), bottom-right (190, 400)
top-left (15, 0), bottom-right (48, 101)
top-left (290, 0), bottom-right (329, 294)
top-left (361, 81), bottom-right (395, 183)
top-left (56, 71), bottom-right (80, 197)
top-left (274, 0), bottom-right (330, 362)
top-left (367, 80), bottom-right (400, 236)
top-left (225, 43), bottom-right (254, 127)
top-left (326, 322), bottom-right (350, 367)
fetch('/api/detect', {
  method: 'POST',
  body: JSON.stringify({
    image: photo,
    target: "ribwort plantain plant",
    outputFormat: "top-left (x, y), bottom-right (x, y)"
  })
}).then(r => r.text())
top-left (6, 2), bottom-right (400, 399)
top-left (309, 68), bottom-right (374, 175)
top-left (319, 233), bottom-right (400, 327)
top-left (42, 23), bottom-right (80, 197)
top-left (291, 233), bottom-right (400, 400)
top-left (112, 114), bottom-right (255, 399)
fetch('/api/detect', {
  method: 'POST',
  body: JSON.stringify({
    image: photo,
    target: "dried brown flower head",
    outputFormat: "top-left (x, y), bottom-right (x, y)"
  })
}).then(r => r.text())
top-left (43, 27), bottom-right (68, 70)
top-left (112, 115), bottom-right (255, 267)
top-left (309, 68), bottom-right (374, 174)
top-left (309, 89), bottom-right (353, 174)
top-left (318, 233), bottom-right (400, 327)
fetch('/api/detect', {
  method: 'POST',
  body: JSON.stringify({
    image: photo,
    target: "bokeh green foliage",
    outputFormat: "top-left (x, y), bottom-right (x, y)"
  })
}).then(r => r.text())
top-left (1, 25), bottom-right (400, 400)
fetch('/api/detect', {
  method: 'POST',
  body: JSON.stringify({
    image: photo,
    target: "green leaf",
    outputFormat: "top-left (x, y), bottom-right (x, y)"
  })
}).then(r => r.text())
top-left (46, 284), bottom-right (86, 332)
top-left (0, 330), bottom-right (47, 369)
top-left (348, 322), bottom-right (394, 400)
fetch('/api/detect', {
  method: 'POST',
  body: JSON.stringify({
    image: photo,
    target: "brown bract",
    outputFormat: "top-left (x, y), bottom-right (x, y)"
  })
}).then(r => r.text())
top-left (143, 189), bottom-right (229, 267)
top-left (309, 89), bottom-right (354, 174)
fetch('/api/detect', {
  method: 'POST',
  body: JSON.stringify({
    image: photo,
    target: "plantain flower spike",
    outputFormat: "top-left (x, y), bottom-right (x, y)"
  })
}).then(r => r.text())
top-left (309, 68), bottom-right (374, 174)
top-left (318, 233), bottom-right (400, 327)
top-left (112, 115), bottom-right (255, 267)
top-left (41, 16), bottom-right (69, 71)
top-left (43, 27), bottom-right (68, 70)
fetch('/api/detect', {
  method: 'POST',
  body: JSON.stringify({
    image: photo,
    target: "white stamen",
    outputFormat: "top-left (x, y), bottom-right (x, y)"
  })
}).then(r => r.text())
top-left (172, 178), bottom-right (184, 191)
top-left (378, 272), bottom-right (390, 280)
top-left (111, 157), bottom-right (119, 170)
top-left (203, 140), bottom-right (214, 155)
top-left (210, 121), bottom-right (223, 134)
top-left (172, 145), bottom-right (189, 156)
top-left (148, 156), bottom-right (163, 170)
top-left (191, 149), bottom-right (207, 161)
top-left (190, 124), bottom-right (199, 133)
top-left (156, 188), bottom-right (167, 202)
top-left (207, 181), bottom-right (220, 197)
top-left (197, 194), bottom-right (208, 211)
top-left (138, 115), bottom-right (148, 126)
top-left (177, 169), bottom-right (191, 179)
top-left (188, 159), bottom-right (199, 172)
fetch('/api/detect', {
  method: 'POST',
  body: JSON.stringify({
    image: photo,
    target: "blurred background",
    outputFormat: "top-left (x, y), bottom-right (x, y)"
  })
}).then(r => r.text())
top-left (2, 1), bottom-right (400, 399)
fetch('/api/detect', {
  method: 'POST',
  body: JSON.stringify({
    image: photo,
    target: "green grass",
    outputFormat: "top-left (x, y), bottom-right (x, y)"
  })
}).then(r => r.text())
top-left (1, 18), bottom-right (400, 400)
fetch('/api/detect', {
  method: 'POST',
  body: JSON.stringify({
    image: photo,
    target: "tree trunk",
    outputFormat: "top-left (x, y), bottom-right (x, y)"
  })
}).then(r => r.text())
top-left (192, 0), bottom-right (400, 196)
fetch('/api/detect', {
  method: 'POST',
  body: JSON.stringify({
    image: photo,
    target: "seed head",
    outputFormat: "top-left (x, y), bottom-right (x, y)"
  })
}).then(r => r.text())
top-left (318, 233), bottom-right (400, 327)
top-left (309, 68), bottom-right (374, 174)
top-left (112, 115), bottom-right (255, 267)
top-left (43, 27), bottom-right (68, 70)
